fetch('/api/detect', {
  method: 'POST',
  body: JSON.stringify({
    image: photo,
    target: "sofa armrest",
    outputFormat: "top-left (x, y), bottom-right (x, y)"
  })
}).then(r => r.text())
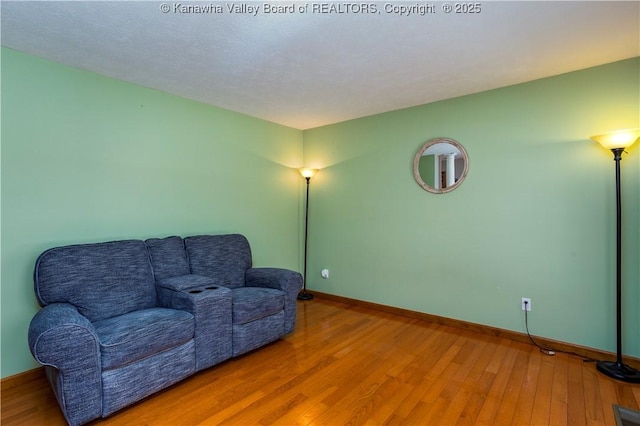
top-left (28, 303), bottom-right (102, 426)
top-left (157, 281), bottom-right (232, 371)
top-left (245, 268), bottom-right (302, 334)
top-left (245, 268), bottom-right (302, 294)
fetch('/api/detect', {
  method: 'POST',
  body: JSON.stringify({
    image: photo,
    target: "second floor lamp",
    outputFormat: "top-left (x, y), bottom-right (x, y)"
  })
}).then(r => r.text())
top-left (298, 168), bottom-right (317, 301)
top-left (590, 128), bottom-right (640, 383)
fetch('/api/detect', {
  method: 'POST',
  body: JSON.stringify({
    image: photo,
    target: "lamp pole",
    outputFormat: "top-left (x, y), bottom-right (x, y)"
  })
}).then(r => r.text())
top-left (591, 130), bottom-right (640, 383)
top-left (298, 169), bottom-right (316, 300)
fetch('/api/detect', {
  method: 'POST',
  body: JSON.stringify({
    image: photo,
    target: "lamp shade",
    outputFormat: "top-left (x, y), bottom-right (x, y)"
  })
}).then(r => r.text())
top-left (590, 128), bottom-right (640, 150)
top-left (299, 168), bottom-right (317, 179)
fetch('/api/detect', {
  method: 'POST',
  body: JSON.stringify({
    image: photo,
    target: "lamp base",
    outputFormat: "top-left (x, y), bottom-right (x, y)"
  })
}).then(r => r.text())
top-left (597, 360), bottom-right (640, 383)
top-left (297, 291), bottom-right (314, 301)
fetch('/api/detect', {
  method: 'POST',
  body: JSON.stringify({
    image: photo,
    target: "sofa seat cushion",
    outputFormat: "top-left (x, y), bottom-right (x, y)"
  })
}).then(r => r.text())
top-left (231, 287), bottom-right (284, 325)
top-left (158, 274), bottom-right (217, 292)
top-left (94, 307), bottom-right (194, 370)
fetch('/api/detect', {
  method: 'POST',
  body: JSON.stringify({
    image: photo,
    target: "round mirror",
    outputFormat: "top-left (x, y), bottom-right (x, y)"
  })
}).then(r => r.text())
top-left (413, 138), bottom-right (469, 193)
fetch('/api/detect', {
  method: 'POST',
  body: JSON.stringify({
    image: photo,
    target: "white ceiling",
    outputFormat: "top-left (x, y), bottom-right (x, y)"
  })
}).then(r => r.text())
top-left (1, 1), bottom-right (639, 130)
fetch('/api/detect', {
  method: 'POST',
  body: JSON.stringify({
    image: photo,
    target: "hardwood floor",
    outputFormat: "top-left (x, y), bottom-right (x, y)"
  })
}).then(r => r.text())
top-left (3, 298), bottom-right (639, 425)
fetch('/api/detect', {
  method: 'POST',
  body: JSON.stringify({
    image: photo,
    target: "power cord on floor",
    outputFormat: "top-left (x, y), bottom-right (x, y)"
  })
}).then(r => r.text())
top-left (523, 300), bottom-right (597, 363)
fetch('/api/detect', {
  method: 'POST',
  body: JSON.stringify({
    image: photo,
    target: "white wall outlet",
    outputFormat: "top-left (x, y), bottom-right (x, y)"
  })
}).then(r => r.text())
top-left (521, 297), bottom-right (532, 311)
top-left (321, 269), bottom-right (329, 279)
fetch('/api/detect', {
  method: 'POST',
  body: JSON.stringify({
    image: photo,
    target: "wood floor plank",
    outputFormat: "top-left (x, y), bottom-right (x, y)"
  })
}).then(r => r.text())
top-left (567, 355), bottom-right (587, 426)
top-left (597, 374), bottom-right (620, 425)
top-left (530, 354), bottom-right (556, 425)
top-left (582, 363), bottom-right (606, 426)
top-left (492, 346), bottom-right (530, 424)
top-left (436, 337), bottom-right (491, 425)
top-left (549, 353), bottom-right (569, 426)
top-left (363, 377), bottom-right (413, 425)
top-left (511, 346), bottom-right (541, 425)
top-left (454, 341), bottom-right (499, 425)
top-left (615, 379), bottom-right (640, 410)
top-left (391, 332), bottom-right (465, 423)
top-left (2, 298), bottom-right (639, 426)
top-left (474, 339), bottom-right (518, 424)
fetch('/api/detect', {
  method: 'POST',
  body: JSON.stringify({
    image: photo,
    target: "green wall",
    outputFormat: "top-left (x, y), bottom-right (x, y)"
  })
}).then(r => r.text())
top-left (303, 58), bottom-right (640, 358)
top-left (0, 48), bottom-right (304, 378)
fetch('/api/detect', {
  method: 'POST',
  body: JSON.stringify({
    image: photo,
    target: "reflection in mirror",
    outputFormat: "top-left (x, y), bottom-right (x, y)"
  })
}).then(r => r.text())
top-left (413, 138), bottom-right (469, 194)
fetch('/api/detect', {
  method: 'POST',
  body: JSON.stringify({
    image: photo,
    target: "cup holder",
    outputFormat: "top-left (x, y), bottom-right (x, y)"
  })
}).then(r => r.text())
top-left (188, 286), bottom-right (219, 294)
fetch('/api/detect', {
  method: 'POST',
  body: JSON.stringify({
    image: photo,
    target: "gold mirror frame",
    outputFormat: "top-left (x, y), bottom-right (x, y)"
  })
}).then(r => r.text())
top-left (413, 137), bottom-right (470, 194)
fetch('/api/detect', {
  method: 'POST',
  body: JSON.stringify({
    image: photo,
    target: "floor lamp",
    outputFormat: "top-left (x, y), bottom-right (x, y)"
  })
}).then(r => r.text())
top-left (298, 168), bottom-right (317, 301)
top-left (590, 128), bottom-right (640, 383)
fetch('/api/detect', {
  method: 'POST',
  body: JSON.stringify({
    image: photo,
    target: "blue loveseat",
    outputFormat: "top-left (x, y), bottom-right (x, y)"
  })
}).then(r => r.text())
top-left (28, 234), bottom-right (302, 425)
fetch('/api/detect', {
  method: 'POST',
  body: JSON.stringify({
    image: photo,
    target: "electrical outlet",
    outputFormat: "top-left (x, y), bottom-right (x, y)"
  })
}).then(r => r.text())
top-left (321, 269), bottom-right (329, 279)
top-left (521, 297), bottom-right (531, 311)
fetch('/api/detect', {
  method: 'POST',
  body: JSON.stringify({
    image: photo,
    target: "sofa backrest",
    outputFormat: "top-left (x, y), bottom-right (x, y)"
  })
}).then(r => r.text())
top-left (184, 234), bottom-right (252, 289)
top-left (145, 236), bottom-right (190, 280)
top-left (34, 240), bottom-right (157, 322)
